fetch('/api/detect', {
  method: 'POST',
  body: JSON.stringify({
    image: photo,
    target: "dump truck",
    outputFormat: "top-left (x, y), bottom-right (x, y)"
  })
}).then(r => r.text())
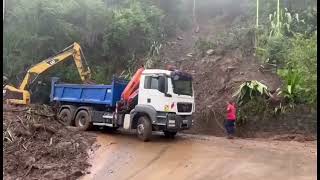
top-left (51, 66), bottom-right (195, 141)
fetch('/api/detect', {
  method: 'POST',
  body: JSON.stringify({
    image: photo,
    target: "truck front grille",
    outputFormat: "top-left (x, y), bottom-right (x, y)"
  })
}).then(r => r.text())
top-left (177, 103), bottom-right (192, 113)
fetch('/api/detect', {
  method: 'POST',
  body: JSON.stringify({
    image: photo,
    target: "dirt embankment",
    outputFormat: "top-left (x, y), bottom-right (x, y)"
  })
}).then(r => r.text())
top-left (157, 0), bottom-right (278, 136)
top-left (181, 53), bottom-right (281, 135)
top-left (3, 104), bottom-right (96, 180)
top-left (156, 0), bottom-right (316, 138)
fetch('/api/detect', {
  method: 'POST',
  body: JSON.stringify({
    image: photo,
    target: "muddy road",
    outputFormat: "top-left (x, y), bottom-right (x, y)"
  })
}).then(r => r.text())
top-left (81, 132), bottom-right (316, 180)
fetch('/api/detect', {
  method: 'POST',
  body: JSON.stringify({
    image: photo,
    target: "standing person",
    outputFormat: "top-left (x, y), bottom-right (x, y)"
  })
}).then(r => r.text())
top-left (225, 101), bottom-right (236, 139)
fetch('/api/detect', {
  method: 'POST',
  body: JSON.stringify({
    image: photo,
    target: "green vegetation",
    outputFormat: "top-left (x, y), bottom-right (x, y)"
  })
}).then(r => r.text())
top-left (232, 80), bottom-right (274, 126)
top-left (3, 0), bottom-right (316, 109)
top-left (232, 80), bottom-right (271, 107)
top-left (3, 0), bottom-right (189, 86)
top-left (230, 0), bottom-right (317, 125)
top-left (235, 97), bottom-right (273, 126)
top-left (255, 0), bottom-right (317, 106)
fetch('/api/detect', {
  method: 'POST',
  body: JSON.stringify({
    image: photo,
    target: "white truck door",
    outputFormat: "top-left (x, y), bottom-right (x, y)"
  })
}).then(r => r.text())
top-left (139, 75), bottom-right (172, 112)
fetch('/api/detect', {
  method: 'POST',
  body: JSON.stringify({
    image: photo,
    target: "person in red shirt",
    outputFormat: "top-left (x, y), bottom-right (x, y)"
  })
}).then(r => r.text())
top-left (225, 101), bottom-right (237, 139)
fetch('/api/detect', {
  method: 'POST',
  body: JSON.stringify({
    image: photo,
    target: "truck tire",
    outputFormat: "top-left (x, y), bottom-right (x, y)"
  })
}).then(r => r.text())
top-left (75, 110), bottom-right (92, 131)
top-left (58, 108), bottom-right (73, 126)
top-left (137, 116), bottom-right (152, 142)
top-left (163, 131), bottom-right (177, 138)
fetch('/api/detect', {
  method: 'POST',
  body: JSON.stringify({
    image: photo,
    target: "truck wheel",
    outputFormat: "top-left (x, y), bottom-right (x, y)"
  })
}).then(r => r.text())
top-left (75, 110), bottom-right (92, 131)
top-left (163, 131), bottom-right (177, 138)
top-left (58, 108), bottom-right (73, 126)
top-left (137, 116), bottom-right (152, 142)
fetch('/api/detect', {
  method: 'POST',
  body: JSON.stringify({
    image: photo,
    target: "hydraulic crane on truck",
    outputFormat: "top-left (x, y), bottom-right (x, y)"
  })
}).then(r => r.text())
top-left (117, 66), bottom-right (145, 112)
top-left (117, 65), bottom-right (178, 112)
top-left (3, 42), bottom-right (92, 105)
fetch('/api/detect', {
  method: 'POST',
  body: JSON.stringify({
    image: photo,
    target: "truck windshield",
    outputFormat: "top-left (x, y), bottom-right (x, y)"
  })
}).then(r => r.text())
top-left (172, 79), bottom-right (193, 96)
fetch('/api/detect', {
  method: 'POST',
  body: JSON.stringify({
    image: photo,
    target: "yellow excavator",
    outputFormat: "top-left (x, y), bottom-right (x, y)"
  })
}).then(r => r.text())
top-left (3, 42), bottom-right (92, 105)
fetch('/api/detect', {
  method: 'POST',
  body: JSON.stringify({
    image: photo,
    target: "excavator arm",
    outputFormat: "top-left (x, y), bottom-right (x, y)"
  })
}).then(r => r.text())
top-left (19, 42), bottom-right (91, 90)
top-left (4, 42), bottom-right (92, 105)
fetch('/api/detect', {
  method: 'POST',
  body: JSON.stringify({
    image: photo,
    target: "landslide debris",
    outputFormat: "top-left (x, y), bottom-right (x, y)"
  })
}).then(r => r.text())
top-left (3, 104), bottom-right (96, 180)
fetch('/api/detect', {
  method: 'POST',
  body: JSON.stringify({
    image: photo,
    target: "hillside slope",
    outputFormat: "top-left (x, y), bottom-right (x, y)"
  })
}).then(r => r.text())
top-left (156, 0), bottom-right (289, 136)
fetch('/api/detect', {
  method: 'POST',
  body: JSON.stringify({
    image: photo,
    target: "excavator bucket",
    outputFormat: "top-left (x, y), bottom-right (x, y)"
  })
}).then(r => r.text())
top-left (3, 85), bottom-right (30, 105)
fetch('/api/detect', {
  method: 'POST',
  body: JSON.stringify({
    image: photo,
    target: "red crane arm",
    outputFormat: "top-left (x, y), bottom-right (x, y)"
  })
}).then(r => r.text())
top-left (121, 67), bottom-right (144, 102)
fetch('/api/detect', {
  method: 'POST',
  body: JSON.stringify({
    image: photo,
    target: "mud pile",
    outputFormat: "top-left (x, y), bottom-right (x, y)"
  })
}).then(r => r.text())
top-left (179, 50), bottom-right (282, 136)
top-left (3, 104), bottom-right (96, 180)
top-left (158, 33), bottom-right (282, 136)
top-left (164, 41), bottom-right (316, 138)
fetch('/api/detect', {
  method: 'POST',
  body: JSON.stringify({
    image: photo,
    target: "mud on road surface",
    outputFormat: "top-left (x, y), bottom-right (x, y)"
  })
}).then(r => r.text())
top-left (82, 132), bottom-right (317, 180)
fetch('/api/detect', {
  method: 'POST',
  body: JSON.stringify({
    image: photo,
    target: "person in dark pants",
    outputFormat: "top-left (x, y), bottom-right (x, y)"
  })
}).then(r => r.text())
top-left (225, 101), bottom-right (236, 139)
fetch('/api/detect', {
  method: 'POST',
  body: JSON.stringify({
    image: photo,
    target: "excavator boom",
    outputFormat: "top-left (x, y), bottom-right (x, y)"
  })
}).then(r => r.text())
top-left (4, 42), bottom-right (92, 105)
top-left (19, 42), bottom-right (91, 90)
top-left (72, 42), bottom-right (92, 82)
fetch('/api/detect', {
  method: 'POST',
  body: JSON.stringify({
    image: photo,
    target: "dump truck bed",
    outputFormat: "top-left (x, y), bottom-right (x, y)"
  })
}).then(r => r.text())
top-left (50, 77), bottom-right (128, 107)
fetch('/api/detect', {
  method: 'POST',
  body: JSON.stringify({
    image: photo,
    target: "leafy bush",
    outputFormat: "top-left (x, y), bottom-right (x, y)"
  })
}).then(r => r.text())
top-left (232, 80), bottom-right (271, 107)
top-left (277, 33), bottom-right (317, 105)
top-left (277, 69), bottom-right (303, 103)
top-left (255, 3), bottom-right (317, 106)
top-left (266, 35), bottom-right (289, 66)
top-left (102, 2), bottom-right (163, 60)
top-left (236, 97), bottom-right (271, 126)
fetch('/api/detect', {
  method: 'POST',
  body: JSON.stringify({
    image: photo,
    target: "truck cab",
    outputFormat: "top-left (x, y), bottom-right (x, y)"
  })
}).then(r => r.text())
top-left (126, 69), bottom-right (195, 140)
